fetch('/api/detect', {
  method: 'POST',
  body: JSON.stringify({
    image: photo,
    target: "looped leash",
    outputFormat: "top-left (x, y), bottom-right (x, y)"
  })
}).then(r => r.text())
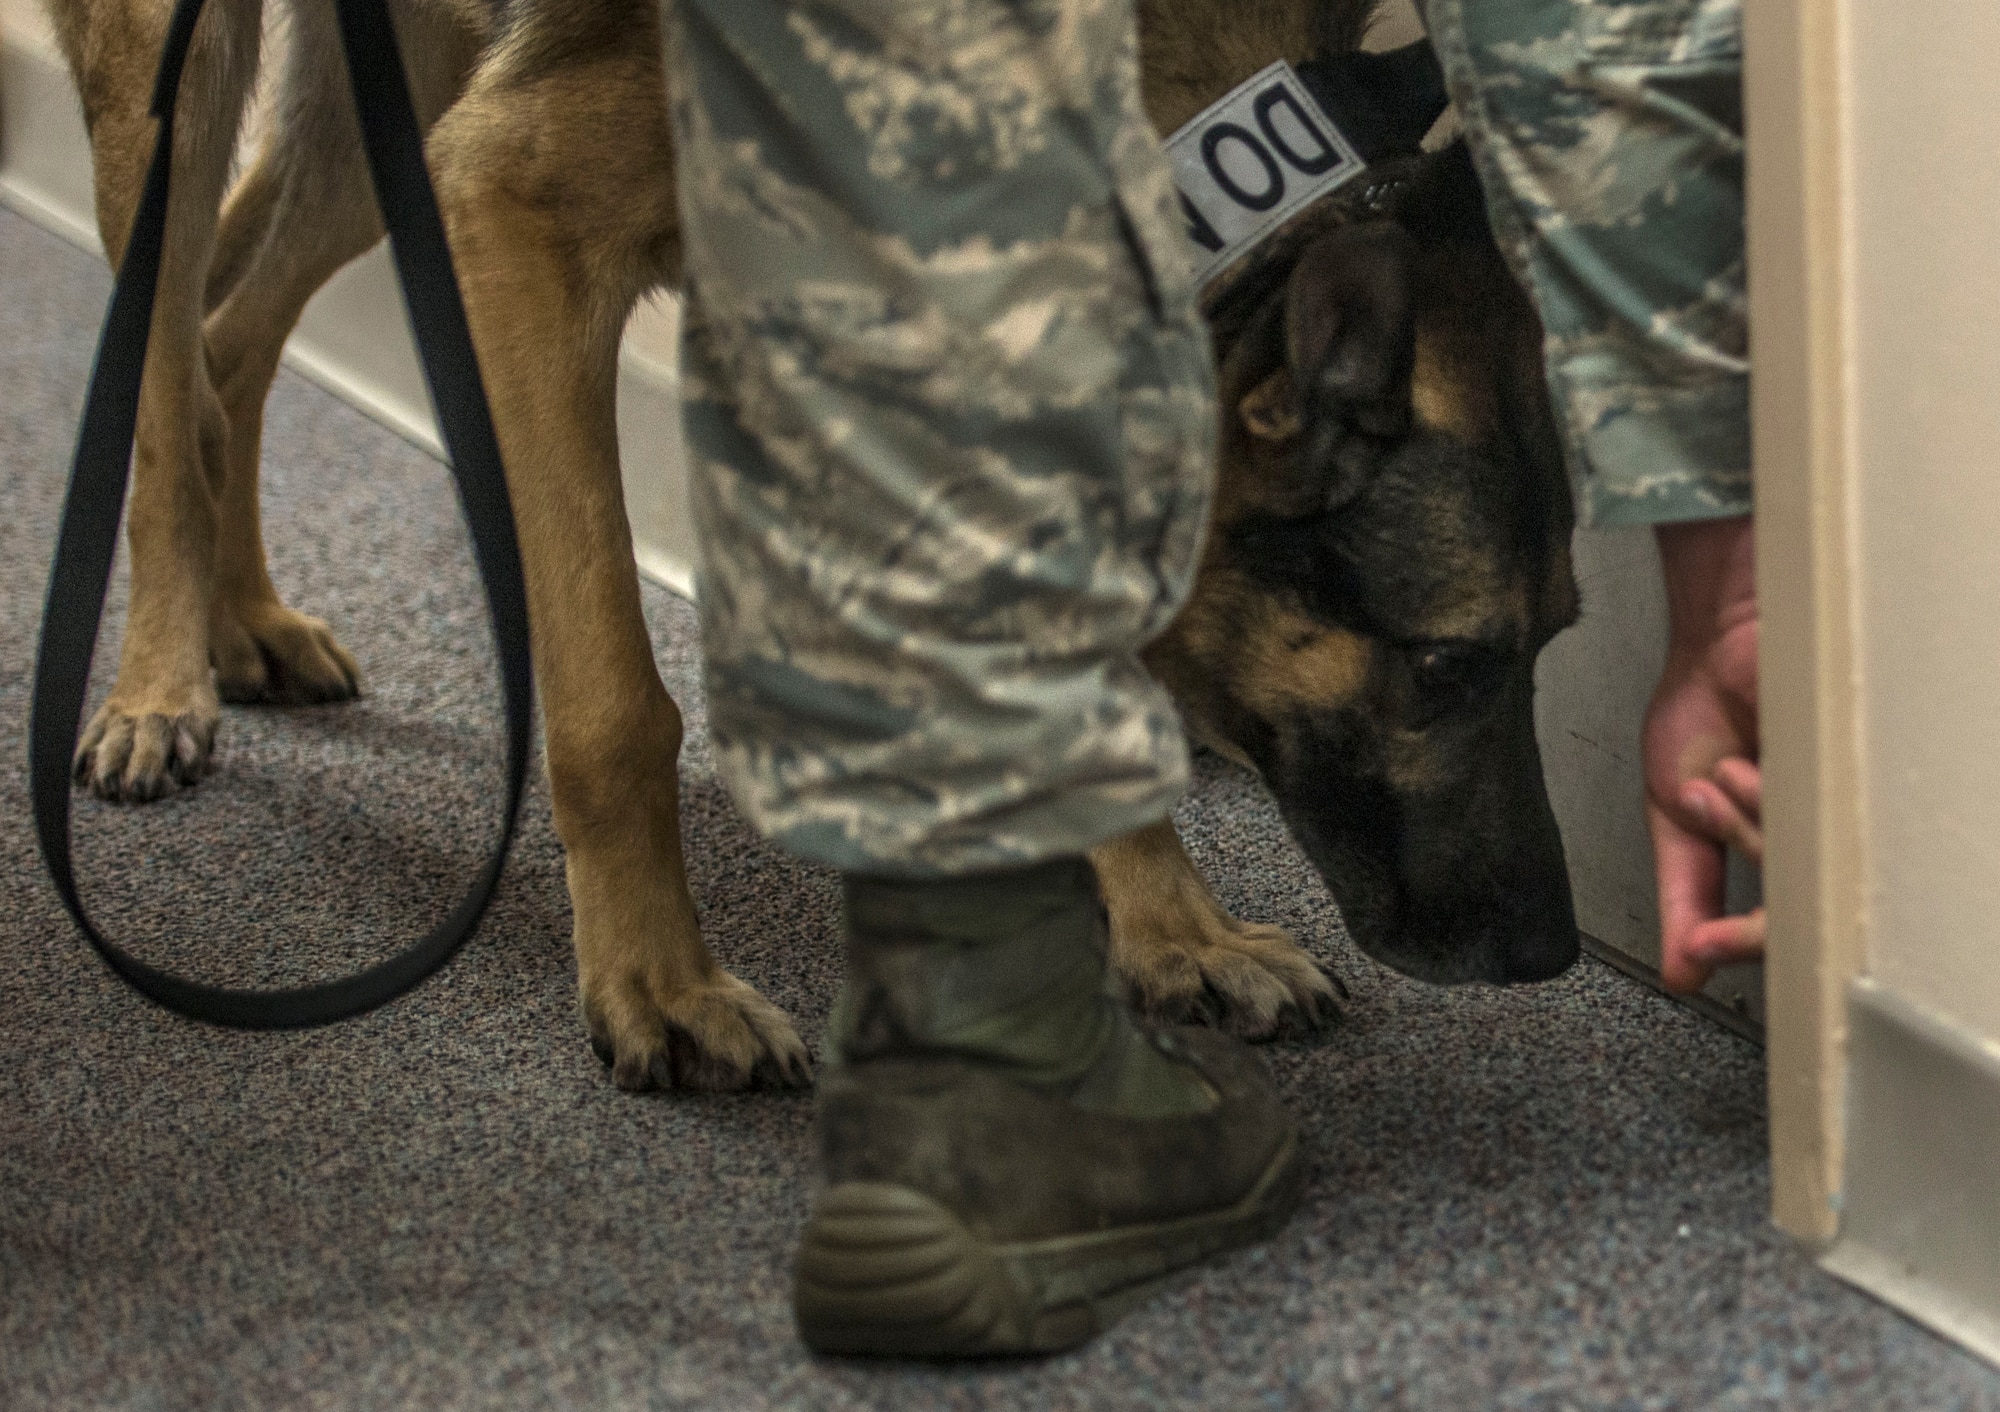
top-left (27, 17), bottom-right (1445, 1028)
top-left (28, 0), bottom-right (533, 1028)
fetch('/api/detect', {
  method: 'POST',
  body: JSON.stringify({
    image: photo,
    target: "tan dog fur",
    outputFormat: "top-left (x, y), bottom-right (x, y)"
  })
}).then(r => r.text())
top-left (46, 0), bottom-right (1352, 1088)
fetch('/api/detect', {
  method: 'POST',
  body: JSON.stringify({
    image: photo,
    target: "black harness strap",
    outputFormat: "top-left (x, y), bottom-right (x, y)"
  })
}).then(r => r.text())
top-left (1295, 40), bottom-right (1452, 165)
top-left (28, 0), bottom-right (533, 1029)
top-left (1200, 40), bottom-right (1450, 339)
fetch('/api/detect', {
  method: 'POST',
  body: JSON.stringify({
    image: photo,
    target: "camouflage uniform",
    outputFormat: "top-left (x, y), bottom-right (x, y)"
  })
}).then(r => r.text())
top-left (666, 0), bottom-right (1216, 875)
top-left (1422, 0), bottom-right (1749, 527)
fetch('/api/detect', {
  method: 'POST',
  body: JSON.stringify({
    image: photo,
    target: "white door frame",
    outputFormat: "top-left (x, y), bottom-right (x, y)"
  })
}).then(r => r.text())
top-left (1744, 0), bottom-right (1866, 1248)
top-left (1752, 0), bottom-right (2000, 1365)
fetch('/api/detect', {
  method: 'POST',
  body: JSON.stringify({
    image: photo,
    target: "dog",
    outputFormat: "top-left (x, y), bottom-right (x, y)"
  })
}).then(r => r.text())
top-left (45, 0), bottom-right (1580, 1090)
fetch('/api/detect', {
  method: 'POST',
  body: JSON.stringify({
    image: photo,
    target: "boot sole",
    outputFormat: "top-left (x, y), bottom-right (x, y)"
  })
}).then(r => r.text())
top-left (793, 1130), bottom-right (1302, 1358)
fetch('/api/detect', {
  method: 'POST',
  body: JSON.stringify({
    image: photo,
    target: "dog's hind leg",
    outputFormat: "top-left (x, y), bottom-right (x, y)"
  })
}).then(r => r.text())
top-left (423, 3), bottom-right (808, 1091)
top-left (50, 0), bottom-right (262, 800)
top-left (1093, 821), bottom-right (1344, 1040)
top-left (199, 1), bottom-right (477, 705)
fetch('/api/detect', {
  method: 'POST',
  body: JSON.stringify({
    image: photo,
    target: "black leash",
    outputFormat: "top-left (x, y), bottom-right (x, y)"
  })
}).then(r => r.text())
top-left (28, 0), bottom-right (533, 1029)
top-left (26, 15), bottom-right (1444, 1029)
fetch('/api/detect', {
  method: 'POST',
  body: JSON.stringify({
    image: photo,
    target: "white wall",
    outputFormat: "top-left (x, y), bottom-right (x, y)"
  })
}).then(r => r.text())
top-left (0, 0), bottom-right (50, 52)
top-left (0, 1), bottom-right (700, 598)
top-left (1846, 0), bottom-right (2000, 1045)
top-left (1804, 0), bottom-right (2000, 1365)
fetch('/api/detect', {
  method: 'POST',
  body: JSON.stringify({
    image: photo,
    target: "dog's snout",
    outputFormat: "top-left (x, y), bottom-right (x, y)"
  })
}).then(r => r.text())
top-left (1376, 908), bottom-right (1579, 987)
top-left (1488, 854), bottom-right (1580, 983)
top-left (1301, 821), bottom-right (1581, 987)
top-left (1498, 919), bottom-right (1579, 983)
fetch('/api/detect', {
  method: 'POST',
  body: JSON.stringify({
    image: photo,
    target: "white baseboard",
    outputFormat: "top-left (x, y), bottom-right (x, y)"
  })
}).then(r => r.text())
top-left (0, 33), bottom-right (700, 597)
top-left (1821, 979), bottom-right (2000, 1368)
top-left (1, 36), bottom-right (99, 246)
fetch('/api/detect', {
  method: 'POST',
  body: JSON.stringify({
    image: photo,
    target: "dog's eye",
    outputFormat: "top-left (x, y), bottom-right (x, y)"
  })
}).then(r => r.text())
top-left (1404, 642), bottom-right (1505, 726)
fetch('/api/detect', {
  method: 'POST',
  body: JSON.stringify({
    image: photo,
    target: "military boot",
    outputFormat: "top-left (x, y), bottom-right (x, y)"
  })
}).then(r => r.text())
top-left (793, 857), bottom-right (1302, 1357)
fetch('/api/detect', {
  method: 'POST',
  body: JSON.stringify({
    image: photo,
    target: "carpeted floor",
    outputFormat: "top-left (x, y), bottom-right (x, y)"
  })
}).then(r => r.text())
top-left (2, 203), bottom-right (1995, 1412)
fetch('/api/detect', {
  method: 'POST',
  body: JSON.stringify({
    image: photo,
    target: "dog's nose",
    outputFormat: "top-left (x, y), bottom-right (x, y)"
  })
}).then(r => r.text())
top-left (1491, 867), bottom-right (1580, 982)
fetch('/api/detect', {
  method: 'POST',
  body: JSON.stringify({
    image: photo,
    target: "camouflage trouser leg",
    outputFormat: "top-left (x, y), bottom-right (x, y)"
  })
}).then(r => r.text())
top-left (1423, 0), bottom-right (1750, 527)
top-left (664, 0), bottom-right (1218, 876)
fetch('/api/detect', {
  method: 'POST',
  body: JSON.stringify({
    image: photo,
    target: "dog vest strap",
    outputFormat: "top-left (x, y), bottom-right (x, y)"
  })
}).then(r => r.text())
top-left (1168, 39), bottom-right (1451, 291)
top-left (27, 0), bottom-right (534, 1029)
top-left (1294, 41), bottom-right (1452, 166)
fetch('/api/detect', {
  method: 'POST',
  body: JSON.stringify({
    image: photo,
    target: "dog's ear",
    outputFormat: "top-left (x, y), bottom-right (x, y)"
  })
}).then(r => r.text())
top-left (1285, 222), bottom-right (1416, 513)
top-left (1237, 368), bottom-right (1302, 442)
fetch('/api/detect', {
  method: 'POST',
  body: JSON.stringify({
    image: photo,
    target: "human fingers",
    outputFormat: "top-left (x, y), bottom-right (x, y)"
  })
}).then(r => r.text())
top-left (1686, 907), bottom-right (1766, 970)
top-left (1711, 756), bottom-right (1762, 826)
top-left (1649, 800), bottom-right (1727, 995)
top-left (1679, 777), bottom-right (1763, 864)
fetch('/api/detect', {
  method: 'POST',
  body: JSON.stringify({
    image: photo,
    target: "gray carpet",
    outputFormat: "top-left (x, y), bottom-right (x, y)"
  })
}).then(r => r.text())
top-left (1, 202), bottom-right (1994, 1412)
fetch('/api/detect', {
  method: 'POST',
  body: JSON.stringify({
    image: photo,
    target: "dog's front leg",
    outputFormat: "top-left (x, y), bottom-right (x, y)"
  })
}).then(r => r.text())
top-left (53, 0), bottom-right (263, 800)
top-left (1092, 820), bottom-right (1343, 1039)
top-left (423, 33), bottom-right (807, 1092)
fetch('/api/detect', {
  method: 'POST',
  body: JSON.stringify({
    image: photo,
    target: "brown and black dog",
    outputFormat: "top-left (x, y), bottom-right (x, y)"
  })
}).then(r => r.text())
top-left (44, 0), bottom-right (1580, 1090)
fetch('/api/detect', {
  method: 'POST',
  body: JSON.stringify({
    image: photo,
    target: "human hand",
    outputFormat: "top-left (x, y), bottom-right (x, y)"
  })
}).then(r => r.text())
top-left (1644, 515), bottom-right (1762, 994)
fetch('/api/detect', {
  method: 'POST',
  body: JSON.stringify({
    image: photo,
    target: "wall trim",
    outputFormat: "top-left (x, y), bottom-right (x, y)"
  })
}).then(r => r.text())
top-left (1744, 0), bottom-right (1866, 1247)
top-left (1579, 933), bottom-right (1763, 1046)
top-left (1821, 978), bottom-right (2000, 1368)
top-left (0, 33), bottom-right (701, 598)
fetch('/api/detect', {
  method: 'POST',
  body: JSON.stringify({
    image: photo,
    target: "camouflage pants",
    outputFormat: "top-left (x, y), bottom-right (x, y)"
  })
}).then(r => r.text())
top-left (1424, 0), bottom-right (1750, 527)
top-left (665, 0), bottom-right (1217, 876)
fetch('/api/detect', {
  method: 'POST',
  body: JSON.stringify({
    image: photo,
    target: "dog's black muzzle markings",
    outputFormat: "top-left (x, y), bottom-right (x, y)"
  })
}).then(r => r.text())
top-left (1179, 105), bottom-right (1586, 987)
top-left (1271, 695), bottom-right (1579, 986)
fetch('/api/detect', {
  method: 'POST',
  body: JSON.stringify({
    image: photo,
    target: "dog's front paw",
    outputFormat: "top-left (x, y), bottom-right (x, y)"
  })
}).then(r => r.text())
top-left (1093, 822), bottom-right (1345, 1041)
top-left (73, 688), bottom-right (220, 803)
top-left (583, 967), bottom-right (812, 1093)
top-left (211, 598), bottom-right (361, 705)
top-left (1113, 909), bottom-right (1344, 1041)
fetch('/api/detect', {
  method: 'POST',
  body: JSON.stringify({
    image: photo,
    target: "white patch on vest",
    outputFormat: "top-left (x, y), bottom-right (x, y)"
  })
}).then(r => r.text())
top-left (1166, 61), bottom-right (1366, 290)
